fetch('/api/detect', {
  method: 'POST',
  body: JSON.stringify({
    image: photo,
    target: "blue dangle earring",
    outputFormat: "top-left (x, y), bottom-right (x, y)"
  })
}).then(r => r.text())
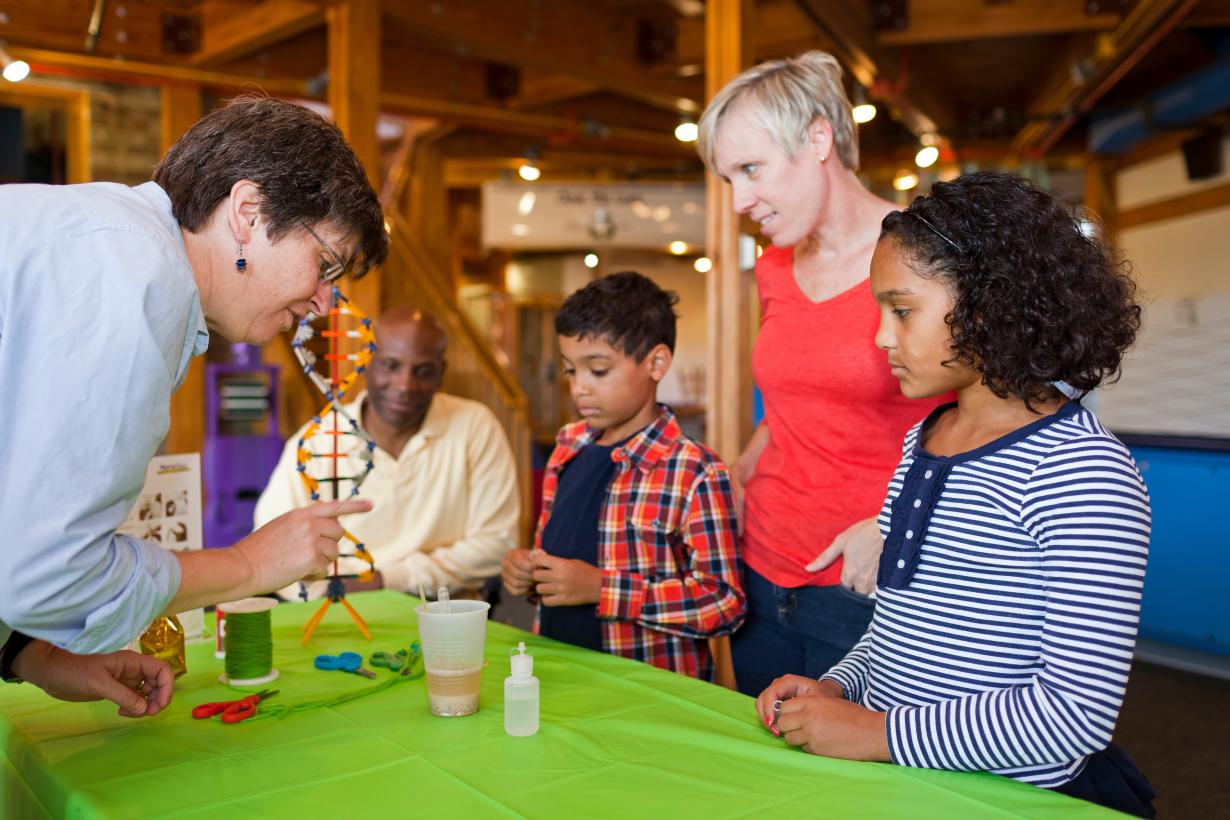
top-left (236, 243), bottom-right (247, 272)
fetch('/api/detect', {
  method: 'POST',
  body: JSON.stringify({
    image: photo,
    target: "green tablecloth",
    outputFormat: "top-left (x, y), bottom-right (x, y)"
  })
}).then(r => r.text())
top-left (1, 591), bottom-right (1119, 819)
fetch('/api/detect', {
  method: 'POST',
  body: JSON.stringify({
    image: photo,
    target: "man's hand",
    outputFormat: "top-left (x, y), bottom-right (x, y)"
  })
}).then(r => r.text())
top-left (235, 499), bottom-right (373, 594)
top-left (12, 641), bottom-right (175, 718)
top-left (754, 675), bottom-right (842, 734)
top-left (501, 548), bottom-right (537, 598)
top-left (529, 549), bottom-right (602, 606)
top-left (776, 693), bottom-right (891, 762)
top-left (804, 516), bottom-right (882, 595)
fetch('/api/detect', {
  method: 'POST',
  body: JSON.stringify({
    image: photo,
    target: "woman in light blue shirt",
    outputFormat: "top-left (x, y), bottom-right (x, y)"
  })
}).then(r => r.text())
top-left (0, 97), bottom-right (387, 716)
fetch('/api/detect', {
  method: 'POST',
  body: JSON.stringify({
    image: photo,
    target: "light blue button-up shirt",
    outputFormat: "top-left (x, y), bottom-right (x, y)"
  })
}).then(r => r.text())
top-left (0, 181), bottom-right (209, 653)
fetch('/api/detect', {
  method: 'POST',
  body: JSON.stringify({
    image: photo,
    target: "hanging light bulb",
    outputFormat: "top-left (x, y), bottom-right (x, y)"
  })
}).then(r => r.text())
top-left (893, 170), bottom-right (920, 191)
top-left (674, 117), bottom-right (698, 143)
top-left (518, 162), bottom-right (541, 182)
top-left (693, 257), bottom-right (712, 273)
top-left (583, 253), bottom-right (599, 269)
top-left (851, 85), bottom-right (876, 125)
top-left (914, 134), bottom-right (940, 169)
top-left (669, 241), bottom-right (687, 255)
top-left (0, 45), bottom-right (30, 83)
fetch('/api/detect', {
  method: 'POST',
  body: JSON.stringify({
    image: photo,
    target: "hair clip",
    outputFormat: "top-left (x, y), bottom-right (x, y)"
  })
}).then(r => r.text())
top-left (907, 211), bottom-right (963, 254)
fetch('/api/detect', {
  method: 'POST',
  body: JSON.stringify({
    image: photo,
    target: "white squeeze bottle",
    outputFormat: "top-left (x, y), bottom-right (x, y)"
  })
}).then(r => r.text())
top-left (504, 641), bottom-right (539, 736)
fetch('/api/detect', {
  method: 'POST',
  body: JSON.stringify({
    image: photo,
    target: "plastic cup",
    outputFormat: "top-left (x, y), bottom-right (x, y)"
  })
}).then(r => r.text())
top-left (416, 599), bottom-right (490, 716)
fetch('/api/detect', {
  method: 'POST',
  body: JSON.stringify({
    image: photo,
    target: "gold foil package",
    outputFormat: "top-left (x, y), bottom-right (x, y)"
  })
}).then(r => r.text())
top-left (139, 614), bottom-right (187, 678)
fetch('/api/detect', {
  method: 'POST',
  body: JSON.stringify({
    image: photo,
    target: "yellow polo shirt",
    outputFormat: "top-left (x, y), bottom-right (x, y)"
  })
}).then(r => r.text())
top-left (255, 391), bottom-right (519, 598)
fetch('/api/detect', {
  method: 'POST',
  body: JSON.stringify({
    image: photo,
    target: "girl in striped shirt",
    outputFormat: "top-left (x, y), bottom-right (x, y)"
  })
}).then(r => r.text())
top-left (755, 172), bottom-right (1155, 817)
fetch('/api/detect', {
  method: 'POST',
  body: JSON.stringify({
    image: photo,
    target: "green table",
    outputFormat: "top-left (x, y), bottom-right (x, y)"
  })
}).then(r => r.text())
top-left (1, 591), bottom-right (1119, 818)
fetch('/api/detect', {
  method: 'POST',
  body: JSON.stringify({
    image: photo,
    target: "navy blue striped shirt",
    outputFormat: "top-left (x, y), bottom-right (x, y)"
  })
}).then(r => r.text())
top-left (822, 401), bottom-right (1150, 787)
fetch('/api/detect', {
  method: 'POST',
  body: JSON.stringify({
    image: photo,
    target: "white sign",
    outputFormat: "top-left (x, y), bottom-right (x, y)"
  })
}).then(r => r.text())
top-left (482, 182), bottom-right (705, 250)
top-left (117, 453), bottom-right (205, 639)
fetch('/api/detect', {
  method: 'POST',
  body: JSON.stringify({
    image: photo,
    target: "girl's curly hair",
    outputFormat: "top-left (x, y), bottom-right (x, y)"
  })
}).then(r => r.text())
top-left (880, 171), bottom-right (1141, 406)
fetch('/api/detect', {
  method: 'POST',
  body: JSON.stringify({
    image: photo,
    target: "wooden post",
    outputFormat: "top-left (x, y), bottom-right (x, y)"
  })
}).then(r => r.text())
top-left (327, 0), bottom-right (383, 315)
top-left (704, 0), bottom-right (754, 462)
top-left (705, 0), bottom-right (754, 693)
top-left (160, 83), bottom-right (206, 456)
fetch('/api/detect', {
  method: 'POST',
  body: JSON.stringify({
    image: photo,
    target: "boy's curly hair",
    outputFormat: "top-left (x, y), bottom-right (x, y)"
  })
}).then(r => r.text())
top-left (881, 171), bottom-right (1141, 406)
top-left (555, 271), bottom-right (678, 360)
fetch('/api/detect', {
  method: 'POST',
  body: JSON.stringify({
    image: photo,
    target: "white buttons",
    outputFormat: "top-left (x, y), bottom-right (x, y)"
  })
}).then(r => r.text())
top-left (924, 470), bottom-right (933, 479)
top-left (913, 499), bottom-right (921, 508)
top-left (896, 559), bottom-right (905, 569)
top-left (906, 530), bottom-right (914, 539)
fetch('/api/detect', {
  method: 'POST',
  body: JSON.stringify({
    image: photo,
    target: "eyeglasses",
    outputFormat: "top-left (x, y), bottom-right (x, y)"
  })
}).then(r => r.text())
top-left (302, 222), bottom-right (348, 285)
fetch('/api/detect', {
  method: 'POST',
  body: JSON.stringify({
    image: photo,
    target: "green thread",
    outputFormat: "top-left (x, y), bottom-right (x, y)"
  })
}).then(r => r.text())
top-left (224, 609), bottom-right (274, 681)
top-left (248, 663), bottom-right (423, 721)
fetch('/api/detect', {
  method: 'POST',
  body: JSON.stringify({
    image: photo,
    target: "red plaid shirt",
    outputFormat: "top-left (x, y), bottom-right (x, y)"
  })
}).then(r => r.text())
top-left (534, 406), bottom-right (745, 680)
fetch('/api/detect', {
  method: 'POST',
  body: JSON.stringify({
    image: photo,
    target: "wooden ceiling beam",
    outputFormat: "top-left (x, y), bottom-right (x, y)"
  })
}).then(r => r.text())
top-left (877, 0), bottom-right (1121, 46)
top-left (789, 0), bottom-right (949, 137)
top-left (193, 0), bottom-right (325, 67)
top-left (1012, 0), bottom-right (1201, 158)
top-left (382, 0), bottom-right (701, 114)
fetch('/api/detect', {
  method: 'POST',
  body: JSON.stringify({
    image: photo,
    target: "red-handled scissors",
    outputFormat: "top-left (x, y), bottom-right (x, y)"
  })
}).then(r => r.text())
top-left (191, 689), bottom-right (278, 723)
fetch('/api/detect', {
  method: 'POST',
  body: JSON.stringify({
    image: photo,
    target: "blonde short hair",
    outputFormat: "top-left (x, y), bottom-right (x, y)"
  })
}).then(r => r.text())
top-left (696, 51), bottom-right (859, 173)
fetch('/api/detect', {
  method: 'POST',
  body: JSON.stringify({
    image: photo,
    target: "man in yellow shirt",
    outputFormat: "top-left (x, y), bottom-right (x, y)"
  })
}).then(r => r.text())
top-left (255, 307), bottom-right (519, 599)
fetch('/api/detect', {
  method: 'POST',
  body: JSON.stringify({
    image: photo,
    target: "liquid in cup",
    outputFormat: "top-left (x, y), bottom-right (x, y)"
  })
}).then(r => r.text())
top-left (416, 597), bottom-right (490, 717)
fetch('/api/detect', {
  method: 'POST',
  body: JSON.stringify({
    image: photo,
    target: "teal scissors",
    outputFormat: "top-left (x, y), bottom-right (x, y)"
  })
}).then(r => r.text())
top-left (314, 651), bottom-right (377, 679)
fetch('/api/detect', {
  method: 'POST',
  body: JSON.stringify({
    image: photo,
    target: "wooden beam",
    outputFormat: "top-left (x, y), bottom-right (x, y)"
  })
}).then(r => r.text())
top-left (1012, 0), bottom-right (1200, 158)
top-left (878, 0), bottom-right (1121, 46)
top-left (1084, 157), bottom-right (1118, 246)
top-left (788, 0), bottom-right (947, 137)
top-left (194, 0), bottom-right (324, 67)
top-left (0, 0), bottom-right (179, 63)
top-left (677, 0), bottom-right (838, 66)
top-left (9, 46), bottom-right (309, 96)
top-left (1118, 180), bottom-right (1230, 231)
top-left (328, 0), bottom-right (382, 314)
top-left (705, 0), bottom-right (755, 465)
top-left (161, 83), bottom-right (207, 458)
top-left (383, 0), bottom-right (701, 114)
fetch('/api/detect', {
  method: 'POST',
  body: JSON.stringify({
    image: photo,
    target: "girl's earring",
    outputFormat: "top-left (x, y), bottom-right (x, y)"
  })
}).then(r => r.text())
top-left (236, 244), bottom-right (247, 272)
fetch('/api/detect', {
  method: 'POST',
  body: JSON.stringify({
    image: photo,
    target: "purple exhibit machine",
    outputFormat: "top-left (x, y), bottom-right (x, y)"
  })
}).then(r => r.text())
top-left (202, 343), bottom-right (285, 549)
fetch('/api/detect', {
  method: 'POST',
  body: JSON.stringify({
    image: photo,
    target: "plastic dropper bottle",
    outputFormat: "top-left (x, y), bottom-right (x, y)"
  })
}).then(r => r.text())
top-left (504, 641), bottom-right (539, 736)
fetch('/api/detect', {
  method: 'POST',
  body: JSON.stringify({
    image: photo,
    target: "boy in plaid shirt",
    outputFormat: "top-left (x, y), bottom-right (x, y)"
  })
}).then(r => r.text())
top-left (501, 271), bottom-right (745, 681)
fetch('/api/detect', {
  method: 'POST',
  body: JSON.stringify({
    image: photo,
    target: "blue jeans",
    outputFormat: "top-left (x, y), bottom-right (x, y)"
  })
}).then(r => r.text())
top-left (731, 563), bottom-right (876, 697)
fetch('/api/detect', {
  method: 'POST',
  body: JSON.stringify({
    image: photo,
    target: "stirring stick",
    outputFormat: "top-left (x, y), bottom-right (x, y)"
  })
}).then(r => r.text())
top-left (417, 582), bottom-right (428, 604)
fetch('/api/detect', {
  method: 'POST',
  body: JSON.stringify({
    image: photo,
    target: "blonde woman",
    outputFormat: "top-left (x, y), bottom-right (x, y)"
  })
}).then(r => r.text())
top-left (697, 52), bottom-right (946, 695)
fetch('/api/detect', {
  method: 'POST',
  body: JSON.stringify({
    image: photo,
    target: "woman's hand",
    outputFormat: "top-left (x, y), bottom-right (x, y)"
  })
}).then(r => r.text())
top-left (12, 641), bottom-right (175, 718)
top-left (804, 516), bottom-right (882, 595)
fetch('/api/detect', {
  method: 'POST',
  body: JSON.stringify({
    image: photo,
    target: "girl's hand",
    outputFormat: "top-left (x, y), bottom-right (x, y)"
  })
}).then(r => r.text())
top-left (529, 550), bottom-right (602, 606)
top-left (805, 516), bottom-right (882, 595)
top-left (754, 676), bottom-right (843, 734)
top-left (776, 695), bottom-right (891, 761)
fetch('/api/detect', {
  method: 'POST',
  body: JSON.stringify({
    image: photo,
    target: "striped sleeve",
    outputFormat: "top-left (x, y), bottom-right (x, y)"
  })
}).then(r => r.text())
top-left (820, 627), bottom-right (874, 702)
top-left (885, 437), bottom-right (1150, 775)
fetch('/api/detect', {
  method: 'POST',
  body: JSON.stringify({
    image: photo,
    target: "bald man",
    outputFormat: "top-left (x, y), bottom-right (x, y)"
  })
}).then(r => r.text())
top-left (255, 306), bottom-right (520, 599)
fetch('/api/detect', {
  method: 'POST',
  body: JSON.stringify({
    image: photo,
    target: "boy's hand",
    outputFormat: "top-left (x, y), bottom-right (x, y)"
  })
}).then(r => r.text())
top-left (501, 548), bottom-right (537, 598)
top-left (776, 695), bottom-right (890, 762)
top-left (12, 641), bottom-right (175, 718)
top-left (754, 675), bottom-right (842, 734)
top-left (529, 549), bottom-right (602, 606)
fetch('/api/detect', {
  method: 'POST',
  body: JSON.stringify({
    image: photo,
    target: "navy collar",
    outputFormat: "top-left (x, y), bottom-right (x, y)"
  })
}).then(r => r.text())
top-left (913, 399), bottom-right (1082, 465)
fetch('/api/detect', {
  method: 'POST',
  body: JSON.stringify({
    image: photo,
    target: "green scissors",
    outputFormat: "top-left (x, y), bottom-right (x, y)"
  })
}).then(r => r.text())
top-left (370, 642), bottom-right (421, 675)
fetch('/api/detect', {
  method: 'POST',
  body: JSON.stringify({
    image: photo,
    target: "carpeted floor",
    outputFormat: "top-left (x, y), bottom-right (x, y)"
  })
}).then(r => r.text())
top-left (1113, 661), bottom-right (1230, 818)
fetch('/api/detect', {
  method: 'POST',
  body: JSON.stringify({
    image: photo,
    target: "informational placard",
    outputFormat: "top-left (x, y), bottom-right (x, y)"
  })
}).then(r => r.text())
top-left (117, 453), bottom-right (205, 640)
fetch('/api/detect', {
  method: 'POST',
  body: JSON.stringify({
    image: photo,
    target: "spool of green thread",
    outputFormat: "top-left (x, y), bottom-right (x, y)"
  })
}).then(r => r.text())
top-left (219, 598), bottom-right (279, 687)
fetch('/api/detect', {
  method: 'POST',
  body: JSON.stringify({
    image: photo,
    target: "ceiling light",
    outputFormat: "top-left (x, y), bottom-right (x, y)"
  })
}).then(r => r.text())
top-left (914, 145), bottom-right (939, 169)
top-left (674, 119), bottom-right (698, 143)
top-left (893, 170), bottom-right (920, 191)
top-left (693, 256), bottom-right (712, 273)
top-left (1, 46), bottom-right (30, 83)
top-left (851, 85), bottom-right (876, 124)
top-left (669, 241), bottom-right (687, 255)
top-left (517, 162), bottom-right (541, 182)
top-left (583, 253), bottom-right (599, 269)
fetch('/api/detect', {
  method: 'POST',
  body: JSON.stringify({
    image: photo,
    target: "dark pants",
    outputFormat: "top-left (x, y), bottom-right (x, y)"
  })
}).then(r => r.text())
top-left (1053, 744), bottom-right (1157, 818)
top-left (730, 563), bottom-right (876, 697)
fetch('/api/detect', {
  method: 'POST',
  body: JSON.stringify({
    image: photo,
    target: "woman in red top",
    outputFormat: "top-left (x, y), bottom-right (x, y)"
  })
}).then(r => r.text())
top-left (697, 51), bottom-right (946, 695)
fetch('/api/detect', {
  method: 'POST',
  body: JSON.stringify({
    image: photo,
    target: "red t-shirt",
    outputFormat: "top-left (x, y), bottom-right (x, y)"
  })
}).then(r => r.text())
top-left (742, 245), bottom-right (946, 588)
